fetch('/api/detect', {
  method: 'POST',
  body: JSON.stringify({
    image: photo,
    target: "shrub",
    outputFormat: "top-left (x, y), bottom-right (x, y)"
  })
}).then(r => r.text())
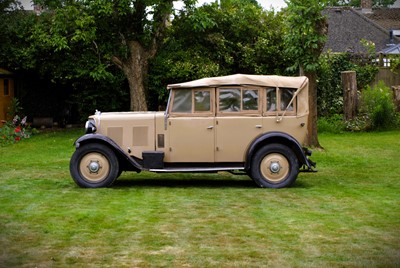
top-left (318, 114), bottom-right (346, 133)
top-left (317, 49), bottom-right (379, 118)
top-left (344, 115), bottom-right (370, 132)
top-left (0, 98), bottom-right (35, 146)
top-left (359, 81), bottom-right (397, 131)
top-left (0, 115), bottom-right (33, 146)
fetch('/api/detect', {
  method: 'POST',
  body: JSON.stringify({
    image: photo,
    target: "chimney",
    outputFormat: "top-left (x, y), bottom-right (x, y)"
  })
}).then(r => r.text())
top-left (361, 0), bottom-right (372, 13)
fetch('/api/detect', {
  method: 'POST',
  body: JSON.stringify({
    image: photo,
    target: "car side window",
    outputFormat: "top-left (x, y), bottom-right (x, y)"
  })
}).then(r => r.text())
top-left (219, 88), bottom-right (241, 112)
top-left (242, 89), bottom-right (259, 110)
top-left (172, 89), bottom-right (192, 113)
top-left (265, 87), bottom-right (296, 115)
top-left (280, 88), bottom-right (295, 111)
top-left (171, 88), bottom-right (213, 115)
top-left (266, 87), bottom-right (277, 111)
top-left (194, 90), bottom-right (211, 112)
top-left (218, 87), bottom-right (260, 114)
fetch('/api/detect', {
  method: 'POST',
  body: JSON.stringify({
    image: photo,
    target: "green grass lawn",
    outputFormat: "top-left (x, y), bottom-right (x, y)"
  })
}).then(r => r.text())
top-left (0, 129), bottom-right (399, 267)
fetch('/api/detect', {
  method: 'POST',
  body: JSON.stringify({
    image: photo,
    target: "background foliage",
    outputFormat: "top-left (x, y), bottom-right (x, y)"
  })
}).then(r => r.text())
top-left (360, 81), bottom-right (397, 130)
top-left (0, 0), bottom-right (398, 129)
top-left (317, 50), bottom-right (379, 118)
top-left (148, 0), bottom-right (287, 109)
top-left (1, 0), bottom-right (288, 115)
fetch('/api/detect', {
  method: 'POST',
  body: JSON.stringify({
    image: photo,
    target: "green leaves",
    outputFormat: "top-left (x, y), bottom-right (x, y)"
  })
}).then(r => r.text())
top-left (88, 64), bottom-right (113, 81)
top-left (283, 0), bottom-right (328, 73)
top-left (360, 81), bottom-right (397, 130)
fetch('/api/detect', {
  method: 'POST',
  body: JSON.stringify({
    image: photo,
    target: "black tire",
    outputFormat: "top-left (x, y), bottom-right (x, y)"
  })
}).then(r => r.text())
top-left (250, 144), bottom-right (299, 188)
top-left (70, 143), bottom-right (119, 188)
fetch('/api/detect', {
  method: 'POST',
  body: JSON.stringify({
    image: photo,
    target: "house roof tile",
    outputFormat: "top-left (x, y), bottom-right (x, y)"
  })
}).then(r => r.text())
top-left (364, 8), bottom-right (400, 30)
top-left (323, 7), bottom-right (400, 53)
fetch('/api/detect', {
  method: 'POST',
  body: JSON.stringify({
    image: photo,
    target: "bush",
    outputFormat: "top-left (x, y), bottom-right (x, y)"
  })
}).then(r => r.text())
top-left (0, 98), bottom-right (35, 146)
top-left (317, 49), bottom-right (379, 118)
top-left (359, 81), bottom-right (397, 131)
top-left (0, 115), bottom-right (33, 146)
top-left (318, 114), bottom-right (346, 133)
top-left (344, 115), bottom-right (370, 132)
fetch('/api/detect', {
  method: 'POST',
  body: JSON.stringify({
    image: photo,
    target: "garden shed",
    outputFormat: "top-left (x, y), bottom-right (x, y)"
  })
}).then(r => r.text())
top-left (0, 68), bottom-right (15, 122)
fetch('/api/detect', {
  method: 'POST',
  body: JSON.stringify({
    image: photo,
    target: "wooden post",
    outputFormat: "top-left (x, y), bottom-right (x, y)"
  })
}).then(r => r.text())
top-left (392, 85), bottom-right (400, 112)
top-left (341, 71), bottom-right (357, 121)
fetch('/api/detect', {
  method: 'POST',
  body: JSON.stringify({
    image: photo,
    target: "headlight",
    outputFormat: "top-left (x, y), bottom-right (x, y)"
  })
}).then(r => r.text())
top-left (85, 119), bottom-right (96, 134)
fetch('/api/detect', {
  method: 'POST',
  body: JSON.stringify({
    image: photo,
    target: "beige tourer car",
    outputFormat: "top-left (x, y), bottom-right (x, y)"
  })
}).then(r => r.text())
top-left (70, 74), bottom-right (316, 188)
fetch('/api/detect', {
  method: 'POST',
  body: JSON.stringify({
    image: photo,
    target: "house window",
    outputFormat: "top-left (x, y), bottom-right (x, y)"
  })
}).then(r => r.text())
top-left (4, 79), bottom-right (9, 96)
top-left (265, 87), bottom-right (296, 115)
top-left (218, 87), bottom-right (259, 114)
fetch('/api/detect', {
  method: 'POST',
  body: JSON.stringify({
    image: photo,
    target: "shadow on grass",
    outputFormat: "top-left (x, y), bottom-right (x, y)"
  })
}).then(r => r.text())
top-left (113, 177), bottom-right (257, 189)
top-left (112, 175), bottom-right (311, 189)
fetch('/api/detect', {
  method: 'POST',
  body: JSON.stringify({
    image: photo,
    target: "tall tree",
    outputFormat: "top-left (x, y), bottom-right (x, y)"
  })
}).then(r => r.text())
top-left (153, 0), bottom-right (286, 78)
top-left (33, 0), bottom-right (195, 111)
top-left (284, 0), bottom-right (328, 148)
top-left (147, 0), bottom-right (287, 108)
top-left (0, 0), bottom-right (35, 70)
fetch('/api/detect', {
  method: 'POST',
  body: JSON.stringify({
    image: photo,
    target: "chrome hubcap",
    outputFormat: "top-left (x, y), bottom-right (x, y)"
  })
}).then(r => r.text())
top-left (270, 162), bottom-right (281, 173)
top-left (88, 161), bottom-right (101, 173)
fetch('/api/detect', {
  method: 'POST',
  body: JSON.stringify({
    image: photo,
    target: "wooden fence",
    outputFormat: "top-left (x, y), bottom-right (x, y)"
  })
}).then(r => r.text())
top-left (372, 67), bottom-right (400, 88)
top-left (371, 67), bottom-right (400, 112)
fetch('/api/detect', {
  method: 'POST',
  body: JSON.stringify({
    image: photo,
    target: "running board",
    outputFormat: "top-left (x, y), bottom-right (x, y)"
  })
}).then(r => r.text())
top-left (149, 167), bottom-right (245, 173)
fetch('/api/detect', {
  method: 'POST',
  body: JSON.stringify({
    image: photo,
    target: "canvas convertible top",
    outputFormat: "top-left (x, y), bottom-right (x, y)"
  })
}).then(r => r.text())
top-left (167, 74), bottom-right (308, 90)
top-left (167, 73), bottom-right (309, 118)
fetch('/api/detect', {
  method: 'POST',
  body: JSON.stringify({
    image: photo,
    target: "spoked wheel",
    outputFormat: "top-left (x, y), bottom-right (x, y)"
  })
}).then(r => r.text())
top-left (70, 143), bottom-right (119, 188)
top-left (250, 144), bottom-right (299, 188)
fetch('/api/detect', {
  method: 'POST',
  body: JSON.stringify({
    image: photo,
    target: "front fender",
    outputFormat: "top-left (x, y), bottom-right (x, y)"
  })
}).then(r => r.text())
top-left (74, 133), bottom-right (142, 172)
top-left (245, 131), bottom-right (312, 170)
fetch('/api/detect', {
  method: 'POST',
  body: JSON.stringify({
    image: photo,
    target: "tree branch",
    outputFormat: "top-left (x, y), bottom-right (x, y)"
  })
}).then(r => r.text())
top-left (148, 0), bottom-right (174, 59)
top-left (111, 55), bottom-right (123, 70)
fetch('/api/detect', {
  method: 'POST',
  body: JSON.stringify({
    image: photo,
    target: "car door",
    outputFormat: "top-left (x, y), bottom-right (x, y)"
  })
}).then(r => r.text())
top-left (166, 88), bottom-right (216, 163)
top-left (215, 87), bottom-right (263, 162)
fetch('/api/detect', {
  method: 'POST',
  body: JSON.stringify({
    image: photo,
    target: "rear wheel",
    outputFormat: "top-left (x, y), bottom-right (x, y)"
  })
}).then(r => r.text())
top-left (70, 143), bottom-right (119, 188)
top-left (250, 144), bottom-right (299, 188)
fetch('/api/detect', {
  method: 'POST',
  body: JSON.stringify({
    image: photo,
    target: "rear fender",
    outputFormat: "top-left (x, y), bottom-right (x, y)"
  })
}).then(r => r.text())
top-left (245, 132), bottom-right (312, 171)
top-left (74, 134), bottom-right (142, 172)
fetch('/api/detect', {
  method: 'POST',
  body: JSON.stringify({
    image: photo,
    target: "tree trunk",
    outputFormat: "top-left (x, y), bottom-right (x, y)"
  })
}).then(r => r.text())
top-left (341, 71), bottom-right (357, 121)
top-left (112, 41), bottom-right (149, 111)
top-left (124, 41), bottom-right (149, 111)
top-left (109, 2), bottom-right (172, 111)
top-left (304, 71), bottom-right (321, 148)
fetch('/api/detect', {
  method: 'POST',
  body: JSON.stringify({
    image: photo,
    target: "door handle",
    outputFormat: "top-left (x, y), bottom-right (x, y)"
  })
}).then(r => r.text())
top-left (255, 125), bottom-right (262, 128)
top-left (207, 126), bottom-right (214, 129)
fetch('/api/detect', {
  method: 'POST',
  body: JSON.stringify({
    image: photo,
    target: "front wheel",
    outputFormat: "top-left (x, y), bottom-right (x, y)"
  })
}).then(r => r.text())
top-left (70, 143), bottom-right (119, 188)
top-left (250, 144), bottom-right (299, 188)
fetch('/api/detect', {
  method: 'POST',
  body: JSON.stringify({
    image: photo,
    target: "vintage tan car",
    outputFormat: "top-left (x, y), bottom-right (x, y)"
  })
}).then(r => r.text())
top-left (70, 74), bottom-right (316, 188)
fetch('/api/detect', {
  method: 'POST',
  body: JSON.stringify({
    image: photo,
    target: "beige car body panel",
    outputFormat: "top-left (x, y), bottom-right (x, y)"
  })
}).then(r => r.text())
top-left (88, 74), bottom-right (309, 164)
top-left (91, 112), bottom-right (160, 158)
